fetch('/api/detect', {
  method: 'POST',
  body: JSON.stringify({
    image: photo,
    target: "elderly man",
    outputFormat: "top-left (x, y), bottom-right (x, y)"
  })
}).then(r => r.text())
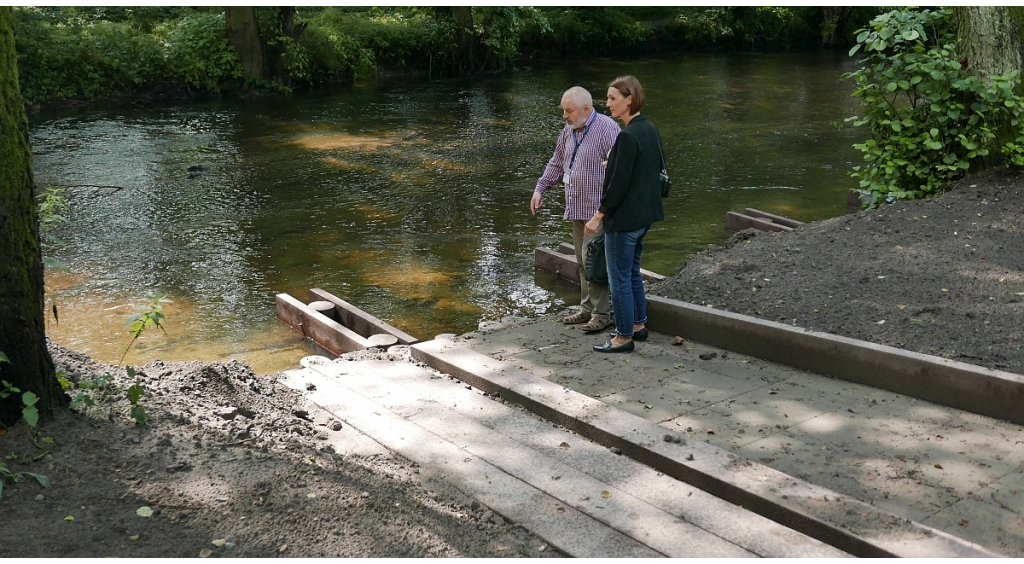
top-left (531, 86), bottom-right (620, 333)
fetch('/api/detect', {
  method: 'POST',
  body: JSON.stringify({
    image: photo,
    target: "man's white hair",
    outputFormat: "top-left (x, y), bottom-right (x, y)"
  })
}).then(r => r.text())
top-left (562, 86), bottom-right (593, 110)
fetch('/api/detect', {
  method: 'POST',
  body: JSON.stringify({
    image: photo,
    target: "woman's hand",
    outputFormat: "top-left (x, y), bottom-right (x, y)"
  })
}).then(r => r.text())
top-left (584, 212), bottom-right (603, 235)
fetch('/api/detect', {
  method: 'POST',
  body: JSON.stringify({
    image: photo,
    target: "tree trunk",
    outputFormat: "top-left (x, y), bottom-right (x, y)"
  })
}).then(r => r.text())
top-left (434, 7), bottom-right (476, 76)
top-left (225, 7), bottom-right (265, 80)
top-left (957, 6), bottom-right (1023, 82)
top-left (269, 7), bottom-right (296, 84)
top-left (0, 7), bottom-right (64, 427)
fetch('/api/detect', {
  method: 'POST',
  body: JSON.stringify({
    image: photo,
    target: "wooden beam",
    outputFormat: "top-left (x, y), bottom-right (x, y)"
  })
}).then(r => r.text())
top-left (725, 211), bottom-right (794, 233)
top-left (743, 208), bottom-right (803, 229)
top-left (535, 245), bottom-right (665, 284)
top-left (535, 246), bottom-right (580, 284)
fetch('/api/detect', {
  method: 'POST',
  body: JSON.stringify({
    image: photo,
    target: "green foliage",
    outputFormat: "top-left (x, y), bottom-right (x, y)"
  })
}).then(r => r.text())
top-left (120, 293), bottom-right (170, 365)
top-left (0, 457), bottom-right (50, 504)
top-left (523, 7), bottom-right (648, 55)
top-left (474, 7), bottom-right (548, 70)
top-left (37, 186), bottom-right (69, 270)
top-left (160, 12), bottom-right (244, 92)
top-left (310, 7), bottom-right (432, 71)
top-left (1, 379), bottom-right (39, 429)
top-left (14, 8), bottom-right (166, 108)
top-left (66, 368), bottom-right (146, 426)
top-left (13, 6), bottom-right (888, 109)
top-left (844, 8), bottom-right (1024, 205)
top-left (665, 6), bottom-right (859, 50)
top-left (126, 366), bottom-right (147, 426)
top-left (293, 10), bottom-right (378, 84)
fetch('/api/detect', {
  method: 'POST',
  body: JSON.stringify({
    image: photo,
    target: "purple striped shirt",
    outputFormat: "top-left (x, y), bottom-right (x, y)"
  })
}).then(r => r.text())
top-left (535, 111), bottom-right (620, 221)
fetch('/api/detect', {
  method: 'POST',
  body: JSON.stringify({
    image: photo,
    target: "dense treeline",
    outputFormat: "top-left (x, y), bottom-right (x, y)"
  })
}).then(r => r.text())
top-left (13, 6), bottom-right (883, 111)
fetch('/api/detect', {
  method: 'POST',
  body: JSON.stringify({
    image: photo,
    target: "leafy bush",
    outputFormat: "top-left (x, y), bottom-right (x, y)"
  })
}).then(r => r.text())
top-left (844, 8), bottom-right (1024, 205)
top-left (308, 7), bottom-right (434, 71)
top-left (523, 7), bottom-right (650, 56)
top-left (14, 9), bottom-right (164, 107)
top-left (159, 12), bottom-right (244, 93)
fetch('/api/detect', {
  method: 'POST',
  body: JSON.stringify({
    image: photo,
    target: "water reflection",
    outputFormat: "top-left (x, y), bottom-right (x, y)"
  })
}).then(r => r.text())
top-left (34, 53), bottom-right (861, 374)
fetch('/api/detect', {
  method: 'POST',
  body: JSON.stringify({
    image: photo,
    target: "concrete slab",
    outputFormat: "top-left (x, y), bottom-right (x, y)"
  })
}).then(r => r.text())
top-left (456, 315), bottom-right (1024, 556)
top-left (414, 333), bottom-right (1002, 557)
top-left (309, 361), bottom-right (756, 558)
top-left (330, 357), bottom-right (849, 558)
top-left (280, 366), bottom-right (661, 558)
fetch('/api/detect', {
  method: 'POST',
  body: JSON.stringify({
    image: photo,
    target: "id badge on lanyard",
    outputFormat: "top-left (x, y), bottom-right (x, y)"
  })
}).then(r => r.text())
top-left (564, 122), bottom-right (590, 187)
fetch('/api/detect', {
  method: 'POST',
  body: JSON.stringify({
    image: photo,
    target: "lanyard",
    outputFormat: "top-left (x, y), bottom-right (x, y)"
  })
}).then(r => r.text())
top-left (567, 113), bottom-right (595, 172)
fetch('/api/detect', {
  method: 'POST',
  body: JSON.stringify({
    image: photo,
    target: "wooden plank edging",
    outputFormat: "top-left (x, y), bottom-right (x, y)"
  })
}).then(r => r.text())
top-left (644, 295), bottom-right (1024, 426)
top-left (535, 245), bottom-right (666, 284)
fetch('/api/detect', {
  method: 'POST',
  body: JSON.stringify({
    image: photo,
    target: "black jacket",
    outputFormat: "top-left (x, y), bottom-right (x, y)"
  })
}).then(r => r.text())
top-left (599, 114), bottom-right (665, 233)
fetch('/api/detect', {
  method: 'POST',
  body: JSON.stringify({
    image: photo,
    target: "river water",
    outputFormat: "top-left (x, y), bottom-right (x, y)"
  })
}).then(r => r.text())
top-left (32, 52), bottom-right (863, 374)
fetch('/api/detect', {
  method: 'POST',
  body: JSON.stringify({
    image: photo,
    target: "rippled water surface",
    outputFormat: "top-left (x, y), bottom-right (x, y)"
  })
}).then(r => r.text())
top-left (33, 52), bottom-right (863, 373)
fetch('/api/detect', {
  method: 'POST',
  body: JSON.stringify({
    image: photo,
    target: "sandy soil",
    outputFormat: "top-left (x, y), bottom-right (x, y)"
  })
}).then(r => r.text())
top-left (1, 169), bottom-right (1022, 557)
top-left (0, 346), bottom-right (562, 557)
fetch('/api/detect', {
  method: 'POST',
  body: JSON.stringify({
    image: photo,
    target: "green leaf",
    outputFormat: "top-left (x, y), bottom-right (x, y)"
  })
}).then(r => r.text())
top-left (0, 352), bottom-right (8, 364)
top-left (25, 472), bottom-right (51, 489)
top-left (22, 405), bottom-right (39, 428)
top-left (130, 404), bottom-right (148, 426)
top-left (127, 383), bottom-right (144, 404)
top-left (69, 392), bottom-right (94, 411)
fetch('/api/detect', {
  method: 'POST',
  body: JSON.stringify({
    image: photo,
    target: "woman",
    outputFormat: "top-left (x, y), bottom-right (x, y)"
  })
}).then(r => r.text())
top-left (584, 75), bottom-right (665, 353)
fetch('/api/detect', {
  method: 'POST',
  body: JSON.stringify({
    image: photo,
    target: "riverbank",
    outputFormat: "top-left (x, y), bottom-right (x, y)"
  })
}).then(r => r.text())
top-left (2, 168), bottom-right (1022, 556)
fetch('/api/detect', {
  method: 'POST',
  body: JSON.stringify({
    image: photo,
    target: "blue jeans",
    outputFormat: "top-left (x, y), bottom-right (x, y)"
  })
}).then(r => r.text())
top-left (604, 225), bottom-right (650, 338)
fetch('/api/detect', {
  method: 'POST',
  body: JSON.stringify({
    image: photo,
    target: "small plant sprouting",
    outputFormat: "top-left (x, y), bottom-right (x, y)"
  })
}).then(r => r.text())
top-left (0, 457), bottom-right (51, 504)
top-left (126, 366), bottom-right (147, 426)
top-left (120, 293), bottom-right (171, 366)
top-left (0, 354), bottom-right (39, 432)
top-left (67, 295), bottom-right (168, 426)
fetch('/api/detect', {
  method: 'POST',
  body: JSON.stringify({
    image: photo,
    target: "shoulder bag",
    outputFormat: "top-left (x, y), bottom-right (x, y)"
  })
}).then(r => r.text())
top-left (658, 137), bottom-right (672, 198)
top-left (584, 234), bottom-right (608, 285)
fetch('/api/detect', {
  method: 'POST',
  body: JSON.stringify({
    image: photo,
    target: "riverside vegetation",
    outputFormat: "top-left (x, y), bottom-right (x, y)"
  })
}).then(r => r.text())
top-left (13, 6), bottom-right (880, 111)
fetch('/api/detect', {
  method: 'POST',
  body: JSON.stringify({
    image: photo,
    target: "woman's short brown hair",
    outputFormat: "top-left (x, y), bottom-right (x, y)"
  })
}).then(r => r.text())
top-left (609, 75), bottom-right (645, 115)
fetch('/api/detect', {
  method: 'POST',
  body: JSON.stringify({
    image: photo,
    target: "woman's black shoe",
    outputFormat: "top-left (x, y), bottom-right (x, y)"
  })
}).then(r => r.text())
top-left (608, 328), bottom-right (648, 341)
top-left (593, 339), bottom-right (635, 353)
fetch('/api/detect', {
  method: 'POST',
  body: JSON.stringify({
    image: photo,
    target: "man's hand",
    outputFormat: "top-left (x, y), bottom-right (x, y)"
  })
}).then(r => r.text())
top-left (530, 192), bottom-right (544, 216)
top-left (585, 212), bottom-right (603, 235)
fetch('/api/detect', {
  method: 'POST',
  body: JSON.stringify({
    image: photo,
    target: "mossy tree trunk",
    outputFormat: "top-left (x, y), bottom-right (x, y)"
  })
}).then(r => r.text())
top-left (957, 7), bottom-right (1023, 82)
top-left (0, 7), bottom-right (64, 427)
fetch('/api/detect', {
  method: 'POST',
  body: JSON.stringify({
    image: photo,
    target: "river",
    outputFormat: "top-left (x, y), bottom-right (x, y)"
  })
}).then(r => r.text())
top-left (32, 51), bottom-right (864, 374)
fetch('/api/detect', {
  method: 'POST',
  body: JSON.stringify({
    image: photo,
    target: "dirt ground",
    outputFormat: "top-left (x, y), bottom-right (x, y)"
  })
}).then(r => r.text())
top-left (653, 168), bottom-right (1024, 376)
top-left (1, 169), bottom-right (1023, 557)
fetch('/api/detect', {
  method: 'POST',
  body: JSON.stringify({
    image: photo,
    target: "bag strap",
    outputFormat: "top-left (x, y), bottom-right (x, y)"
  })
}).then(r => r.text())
top-left (658, 134), bottom-right (667, 172)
